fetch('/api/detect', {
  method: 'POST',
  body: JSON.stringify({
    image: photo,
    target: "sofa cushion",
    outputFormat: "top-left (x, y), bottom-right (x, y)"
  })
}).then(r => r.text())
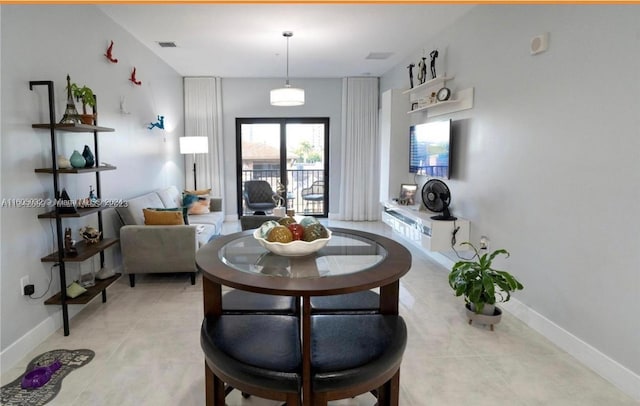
top-left (195, 224), bottom-right (217, 247)
top-left (117, 192), bottom-right (165, 225)
top-left (156, 186), bottom-right (181, 209)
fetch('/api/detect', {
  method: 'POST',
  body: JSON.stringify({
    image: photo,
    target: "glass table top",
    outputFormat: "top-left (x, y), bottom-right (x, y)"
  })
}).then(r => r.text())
top-left (219, 230), bottom-right (387, 279)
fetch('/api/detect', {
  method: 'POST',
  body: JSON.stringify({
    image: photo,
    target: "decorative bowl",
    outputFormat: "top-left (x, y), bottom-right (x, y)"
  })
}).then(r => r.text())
top-left (253, 228), bottom-right (332, 257)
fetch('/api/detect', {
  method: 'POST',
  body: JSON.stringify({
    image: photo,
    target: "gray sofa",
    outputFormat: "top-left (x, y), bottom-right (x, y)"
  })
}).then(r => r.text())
top-left (116, 186), bottom-right (224, 287)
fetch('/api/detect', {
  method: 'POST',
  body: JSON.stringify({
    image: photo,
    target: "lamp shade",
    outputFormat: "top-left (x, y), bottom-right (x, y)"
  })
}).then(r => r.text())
top-left (179, 136), bottom-right (208, 154)
top-left (270, 86), bottom-right (305, 106)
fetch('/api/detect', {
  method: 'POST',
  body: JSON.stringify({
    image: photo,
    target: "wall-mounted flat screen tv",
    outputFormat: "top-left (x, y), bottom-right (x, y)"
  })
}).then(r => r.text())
top-left (409, 119), bottom-right (451, 179)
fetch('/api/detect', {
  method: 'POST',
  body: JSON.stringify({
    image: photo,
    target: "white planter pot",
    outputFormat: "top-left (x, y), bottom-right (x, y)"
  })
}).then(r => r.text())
top-left (465, 303), bottom-right (502, 331)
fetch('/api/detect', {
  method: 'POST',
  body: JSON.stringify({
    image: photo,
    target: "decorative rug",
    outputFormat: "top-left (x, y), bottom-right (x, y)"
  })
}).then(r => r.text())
top-left (0, 349), bottom-right (94, 406)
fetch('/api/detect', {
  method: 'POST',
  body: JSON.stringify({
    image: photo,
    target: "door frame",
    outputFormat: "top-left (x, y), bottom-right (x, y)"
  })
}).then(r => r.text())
top-left (235, 117), bottom-right (330, 217)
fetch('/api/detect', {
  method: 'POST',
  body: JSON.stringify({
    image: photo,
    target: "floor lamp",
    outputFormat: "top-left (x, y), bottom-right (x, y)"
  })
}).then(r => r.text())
top-left (179, 136), bottom-right (209, 190)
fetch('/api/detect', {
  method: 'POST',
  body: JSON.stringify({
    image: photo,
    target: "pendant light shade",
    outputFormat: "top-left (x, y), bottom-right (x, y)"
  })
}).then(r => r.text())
top-left (270, 86), bottom-right (305, 106)
top-left (271, 31), bottom-right (305, 106)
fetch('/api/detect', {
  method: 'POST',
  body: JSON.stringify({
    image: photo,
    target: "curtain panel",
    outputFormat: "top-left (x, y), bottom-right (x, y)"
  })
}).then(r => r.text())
top-left (184, 77), bottom-right (224, 197)
top-left (338, 77), bottom-right (380, 221)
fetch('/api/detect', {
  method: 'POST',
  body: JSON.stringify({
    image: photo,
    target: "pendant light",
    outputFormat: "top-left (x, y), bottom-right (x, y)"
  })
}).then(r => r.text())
top-left (270, 31), bottom-right (305, 106)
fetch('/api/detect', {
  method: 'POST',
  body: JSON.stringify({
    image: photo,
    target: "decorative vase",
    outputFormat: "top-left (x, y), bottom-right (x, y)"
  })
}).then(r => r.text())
top-left (82, 145), bottom-right (95, 167)
top-left (57, 155), bottom-right (71, 169)
top-left (69, 150), bottom-right (85, 168)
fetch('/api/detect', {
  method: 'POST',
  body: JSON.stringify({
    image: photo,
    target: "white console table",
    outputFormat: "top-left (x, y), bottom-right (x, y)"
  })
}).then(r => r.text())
top-left (381, 201), bottom-right (470, 252)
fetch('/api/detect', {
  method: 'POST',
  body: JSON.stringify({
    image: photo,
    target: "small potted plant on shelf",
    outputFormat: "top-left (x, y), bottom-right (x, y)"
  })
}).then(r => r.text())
top-left (69, 83), bottom-right (96, 125)
top-left (448, 242), bottom-right (524, 330)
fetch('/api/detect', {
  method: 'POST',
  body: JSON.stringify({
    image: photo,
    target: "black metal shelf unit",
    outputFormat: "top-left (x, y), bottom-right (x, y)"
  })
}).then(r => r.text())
top-left (30, 80), bottom-right (120, 336)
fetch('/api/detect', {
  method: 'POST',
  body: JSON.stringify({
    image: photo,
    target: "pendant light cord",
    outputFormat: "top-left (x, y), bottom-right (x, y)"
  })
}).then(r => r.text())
top-left (283, 31), bottom-right (293, 87)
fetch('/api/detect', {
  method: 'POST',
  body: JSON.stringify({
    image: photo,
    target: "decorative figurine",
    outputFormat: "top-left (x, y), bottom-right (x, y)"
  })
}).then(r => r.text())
top-left (79, 226), bottom-right (101, 244)
top-left (417, 57), bottom-right (427, 85)
top-left (129, 67), bottom-right (142, 86)
top-left (430, 50), bottom-right (439, 79)
top-left (60, 75), bottom-right (81, 124)
top-left (89, 185), bottom-right (98, 206)
top-left (64, 228), bottom-right (78, 256)
top-left (104, 40), bottom-right (118, 63)
top-left (407, 63), bottom-right (415, 88)
top-left (148, 115), bottom-right (165, 130)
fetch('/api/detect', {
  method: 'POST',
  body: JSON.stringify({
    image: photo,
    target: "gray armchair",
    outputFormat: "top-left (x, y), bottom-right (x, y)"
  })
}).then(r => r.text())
top-left (243, 180), bottom-right (279, 214)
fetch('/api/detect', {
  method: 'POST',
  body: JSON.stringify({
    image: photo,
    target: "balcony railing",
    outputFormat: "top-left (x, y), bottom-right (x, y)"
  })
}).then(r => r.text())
top-left (241, 169), bottom-right (325, 216)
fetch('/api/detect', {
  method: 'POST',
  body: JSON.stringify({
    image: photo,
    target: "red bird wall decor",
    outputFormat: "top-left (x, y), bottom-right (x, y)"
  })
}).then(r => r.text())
top-left (104, 40), bottom-right (118, 63)
top-left (129, 67), bottom-right (142, 86)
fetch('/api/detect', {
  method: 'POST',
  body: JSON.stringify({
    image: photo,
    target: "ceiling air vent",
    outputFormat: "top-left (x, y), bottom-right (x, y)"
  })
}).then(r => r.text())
top-left (157, 41), bottom-right (177, 48)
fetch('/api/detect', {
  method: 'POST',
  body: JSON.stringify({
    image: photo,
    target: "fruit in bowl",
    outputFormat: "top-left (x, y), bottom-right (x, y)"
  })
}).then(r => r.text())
top-left (253, 217), bottom-right (331, 257)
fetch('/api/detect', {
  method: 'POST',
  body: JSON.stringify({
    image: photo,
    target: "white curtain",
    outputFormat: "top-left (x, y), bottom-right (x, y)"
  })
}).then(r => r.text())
top-left (184, 77), bottom-right (224, 197)
top-left (338, 77), bottom-right (380, 221)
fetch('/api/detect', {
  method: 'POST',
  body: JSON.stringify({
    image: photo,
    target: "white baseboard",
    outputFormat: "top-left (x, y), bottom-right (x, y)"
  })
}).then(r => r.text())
top-left (1, 265), bottom-right (124, 375)
top-left (1, 310), bottom-right (63, 374)
top-left (426, 250), bottom-right (640, 402)
top-left (501, 298), bottom-right (640, 402)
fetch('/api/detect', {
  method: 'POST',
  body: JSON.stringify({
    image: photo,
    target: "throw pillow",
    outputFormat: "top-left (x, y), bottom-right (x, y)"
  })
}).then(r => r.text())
top-left (146, 207), bottom-right (189, 225)
top-left (182, 193), bottom-right (210, 215)
top-left (188, 197), bottom-right (211, 215)
top-left (143, 208), bottom-right (184, 225)
top-left (184, 188), bottom-right (211, 196)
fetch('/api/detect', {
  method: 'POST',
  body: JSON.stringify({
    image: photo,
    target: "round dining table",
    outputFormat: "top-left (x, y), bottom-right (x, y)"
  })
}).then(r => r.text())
top-left (196, 227), bottom-right (412, 406)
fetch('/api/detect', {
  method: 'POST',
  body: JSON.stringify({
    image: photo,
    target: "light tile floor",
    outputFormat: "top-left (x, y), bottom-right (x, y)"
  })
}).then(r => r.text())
top-left (2, 220), bottom-right (637, 405)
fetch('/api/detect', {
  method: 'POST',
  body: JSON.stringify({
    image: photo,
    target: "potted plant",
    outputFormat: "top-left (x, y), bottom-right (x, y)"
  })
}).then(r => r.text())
top-left (448, 242), bottom-right (524, 330)
top-left (69, 83), bottom-right (96, 125)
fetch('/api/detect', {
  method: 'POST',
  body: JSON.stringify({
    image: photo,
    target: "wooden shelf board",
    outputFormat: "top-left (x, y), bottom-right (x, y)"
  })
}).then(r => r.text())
top-left (44, 273), bottom-right (121, 305)
top-left (41, 238), bottom-right (119, 262)
top-left (37, 206), bottom-right (109, 219)
top-left (35, 165), bottom-right (117, 174)
top-left (32, 123), bottom-right (114, 132)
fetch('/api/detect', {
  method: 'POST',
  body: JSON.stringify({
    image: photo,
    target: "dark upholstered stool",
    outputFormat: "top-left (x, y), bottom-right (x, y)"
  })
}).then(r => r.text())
top-left (201, 314), bottom-right (302, 405)
top-left (310, 314), bottom-right (407, 405)
top-left (222, 290), bottom-right (298, 314)
top-left (310, 290), bottom-right (380, 314)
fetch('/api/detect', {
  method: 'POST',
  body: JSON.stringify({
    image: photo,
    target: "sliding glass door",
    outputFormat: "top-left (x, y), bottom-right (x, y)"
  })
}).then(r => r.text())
top-left (236, 117), bottom-right (329, 217)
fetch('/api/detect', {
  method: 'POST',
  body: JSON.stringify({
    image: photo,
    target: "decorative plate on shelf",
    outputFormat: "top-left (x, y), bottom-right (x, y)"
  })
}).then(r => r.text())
top-left (253, 229), bottom-right (332, 257)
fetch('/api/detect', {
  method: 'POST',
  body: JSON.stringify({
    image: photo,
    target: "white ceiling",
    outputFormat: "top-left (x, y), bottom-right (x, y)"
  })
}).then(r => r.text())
top-left (99, 4), bottom-right (474, 78)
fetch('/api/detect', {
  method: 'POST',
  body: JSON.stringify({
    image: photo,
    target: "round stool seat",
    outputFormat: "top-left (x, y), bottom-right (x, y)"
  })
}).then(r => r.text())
top-left (201, 314), bottom-right (302, 394)
top-left (310, 314), bottom-right (407, 394)
top-left (223, 290), bottom-right (297, 314)
top-left (310, 290), bottom-right (380, 314)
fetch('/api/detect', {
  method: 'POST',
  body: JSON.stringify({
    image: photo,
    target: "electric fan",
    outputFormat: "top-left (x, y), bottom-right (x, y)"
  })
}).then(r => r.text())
top-left (421, 179), bottom-right (457, 221)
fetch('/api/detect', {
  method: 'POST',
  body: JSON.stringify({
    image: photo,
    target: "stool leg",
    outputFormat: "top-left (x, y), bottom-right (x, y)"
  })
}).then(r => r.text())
top-left (311, 391), bottom-right (328, 406)
top-left (205, 362), bottom-right (225, 406)
top-left (286, 392), bottom-right (301, 406)
top-left (376, 369), bottom-right (400, 406)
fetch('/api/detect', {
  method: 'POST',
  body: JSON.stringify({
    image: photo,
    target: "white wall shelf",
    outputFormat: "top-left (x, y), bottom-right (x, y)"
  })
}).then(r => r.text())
top-left (381, 201), bottom-right (470, 252)
top-left (408, 87), bottom-right (474, 117)
top-left (402, 76), bottom-right (454, 95)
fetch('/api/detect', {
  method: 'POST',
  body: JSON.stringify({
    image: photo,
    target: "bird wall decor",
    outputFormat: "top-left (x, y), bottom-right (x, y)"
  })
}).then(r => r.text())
top-left (104, 40), bottom-right (118, 63)
top-left (129, 67), bottom-right (142, 86)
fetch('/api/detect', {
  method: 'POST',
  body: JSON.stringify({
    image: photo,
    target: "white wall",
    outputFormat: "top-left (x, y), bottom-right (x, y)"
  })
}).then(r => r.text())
top-left (0, 5), bottom-right (184, 367)
top-left (220, 78), bottom-right (342, 217)
top-left (381, 3), bottom-right (640, 390)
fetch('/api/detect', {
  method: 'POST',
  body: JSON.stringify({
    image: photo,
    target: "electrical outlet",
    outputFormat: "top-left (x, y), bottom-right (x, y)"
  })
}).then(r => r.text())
top-left (20, 276), bottom-right (30, 296)
top-left (479, 236), bottom-right (490, 250)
